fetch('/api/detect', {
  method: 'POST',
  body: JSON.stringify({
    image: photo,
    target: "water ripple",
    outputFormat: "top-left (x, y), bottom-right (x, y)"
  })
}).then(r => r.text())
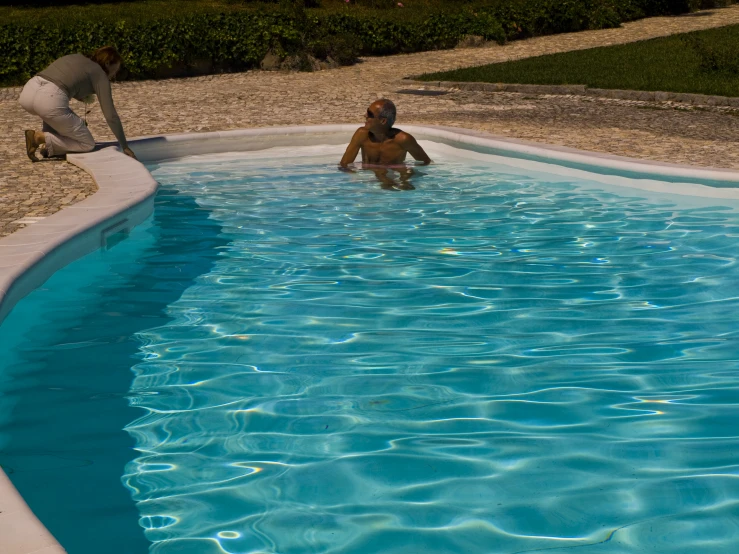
top-left (119, 148), bottom-right (739, 553)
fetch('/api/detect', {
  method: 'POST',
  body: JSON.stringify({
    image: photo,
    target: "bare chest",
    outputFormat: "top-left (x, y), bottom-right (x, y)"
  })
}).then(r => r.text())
top-left (360, 139), bottom-right (407, 164)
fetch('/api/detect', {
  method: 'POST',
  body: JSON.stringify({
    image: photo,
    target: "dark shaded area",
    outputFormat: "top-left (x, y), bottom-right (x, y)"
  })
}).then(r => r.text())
top-left (0, 188), bottom-right (230, 554)
top-left (396, 89), bottom-right (450, 96)
top-left (0, 0), bottom-right (128, 5)
top-left (0, 0), bottom-right (321, 8)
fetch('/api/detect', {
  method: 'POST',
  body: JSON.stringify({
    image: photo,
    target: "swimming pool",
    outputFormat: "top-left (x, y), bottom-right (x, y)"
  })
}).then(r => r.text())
top-left (2, 136), bottom-right (739, 553)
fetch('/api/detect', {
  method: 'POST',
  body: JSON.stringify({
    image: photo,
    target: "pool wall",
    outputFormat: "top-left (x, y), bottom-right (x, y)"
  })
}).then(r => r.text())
top-left (2, 124), bottom-right (739, 554)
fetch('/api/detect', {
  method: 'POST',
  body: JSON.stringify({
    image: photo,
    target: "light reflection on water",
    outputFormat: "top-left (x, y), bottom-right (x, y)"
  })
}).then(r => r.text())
top-left (43, 146), bottom-right (739, 553)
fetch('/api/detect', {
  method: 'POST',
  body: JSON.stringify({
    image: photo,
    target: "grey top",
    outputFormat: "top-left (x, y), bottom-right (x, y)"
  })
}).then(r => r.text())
top-left (38, 54), bottom-right (127, 148)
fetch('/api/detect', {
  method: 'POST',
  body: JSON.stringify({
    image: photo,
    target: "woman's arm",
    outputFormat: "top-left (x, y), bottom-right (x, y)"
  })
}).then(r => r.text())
top-left (92, 73), bottom-right (135, 158)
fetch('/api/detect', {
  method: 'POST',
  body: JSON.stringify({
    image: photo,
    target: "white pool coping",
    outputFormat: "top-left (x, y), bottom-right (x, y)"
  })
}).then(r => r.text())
top-left (2, 123), bottom-right (739, 553)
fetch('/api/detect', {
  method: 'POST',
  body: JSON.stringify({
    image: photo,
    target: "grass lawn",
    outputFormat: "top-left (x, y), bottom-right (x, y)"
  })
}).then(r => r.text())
top-left (419, 24), bottom-right (739, 97)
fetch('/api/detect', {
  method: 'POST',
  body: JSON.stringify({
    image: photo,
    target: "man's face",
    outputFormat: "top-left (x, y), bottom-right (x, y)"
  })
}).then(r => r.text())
top-left (364, 102), bottom-right (387, 132)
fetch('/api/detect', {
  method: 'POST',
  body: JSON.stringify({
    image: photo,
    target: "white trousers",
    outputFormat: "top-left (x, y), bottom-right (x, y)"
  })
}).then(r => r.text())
top-left (19, 76), bottom-right (95, 157)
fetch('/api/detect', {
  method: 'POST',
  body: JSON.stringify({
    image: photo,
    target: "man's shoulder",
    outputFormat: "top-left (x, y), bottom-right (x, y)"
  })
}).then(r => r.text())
top-left (391, 129), bottom-right (416, 143)
top-left (351, 127), bottom-right (370, 141)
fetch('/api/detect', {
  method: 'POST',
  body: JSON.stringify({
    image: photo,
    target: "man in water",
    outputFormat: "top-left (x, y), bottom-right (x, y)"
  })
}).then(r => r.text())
top-left (339, 99), bottom-right (431, 190)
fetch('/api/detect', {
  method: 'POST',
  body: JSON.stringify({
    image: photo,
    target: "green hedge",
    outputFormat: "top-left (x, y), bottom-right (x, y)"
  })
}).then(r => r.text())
top-left (0, 0), bottom-right (729, 86)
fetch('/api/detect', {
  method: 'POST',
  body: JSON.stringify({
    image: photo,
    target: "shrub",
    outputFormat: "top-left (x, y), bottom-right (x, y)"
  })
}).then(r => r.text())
top-left (346, 0), bottom-right (398, 7)
top-left (0, 0), bottom-right (731, 86)
top-left (308, 33), bottom-right (362, 64)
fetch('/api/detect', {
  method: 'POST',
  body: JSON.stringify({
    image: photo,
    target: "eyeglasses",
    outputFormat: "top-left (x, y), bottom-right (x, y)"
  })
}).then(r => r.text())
top-left (366, 109), bottom-right (375, 119)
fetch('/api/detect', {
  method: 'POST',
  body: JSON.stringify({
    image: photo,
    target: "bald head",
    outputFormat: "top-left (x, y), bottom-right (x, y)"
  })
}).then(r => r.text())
top-left (371, 99), bottom-right (396, 128)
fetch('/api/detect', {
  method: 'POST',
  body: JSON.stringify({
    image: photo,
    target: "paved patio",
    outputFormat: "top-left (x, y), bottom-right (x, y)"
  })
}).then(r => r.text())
top-left (2, 5), bottom-right (739, 238)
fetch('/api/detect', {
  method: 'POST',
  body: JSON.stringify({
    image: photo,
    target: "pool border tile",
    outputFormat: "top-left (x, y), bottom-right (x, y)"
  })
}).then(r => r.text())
top-left (1, 123), bottom-right (739, 553)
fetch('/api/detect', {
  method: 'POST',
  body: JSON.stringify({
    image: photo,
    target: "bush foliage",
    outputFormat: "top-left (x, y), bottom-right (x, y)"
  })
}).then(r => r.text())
top-left (0, 0), bottom-right (732, 86)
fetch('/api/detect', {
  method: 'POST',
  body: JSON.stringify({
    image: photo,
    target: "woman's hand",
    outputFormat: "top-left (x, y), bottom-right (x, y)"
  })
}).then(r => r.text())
top-left (123, 147), bottom-right (137, 160)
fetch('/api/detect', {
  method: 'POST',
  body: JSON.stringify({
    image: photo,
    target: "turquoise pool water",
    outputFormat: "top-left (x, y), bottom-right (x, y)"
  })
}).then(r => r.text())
top-left (2, 144), bottom-right (739, 553)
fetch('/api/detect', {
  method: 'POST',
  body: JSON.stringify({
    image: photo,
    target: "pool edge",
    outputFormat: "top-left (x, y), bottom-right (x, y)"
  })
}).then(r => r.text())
top-left (0, 146), bottom-right (157, 554)
top-left (2, 123), bottom-right (739, 553)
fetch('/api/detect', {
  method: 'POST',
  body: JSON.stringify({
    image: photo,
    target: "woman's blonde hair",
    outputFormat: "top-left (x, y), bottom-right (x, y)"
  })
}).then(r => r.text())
top-left (89, 46), bottom-right (123, 72)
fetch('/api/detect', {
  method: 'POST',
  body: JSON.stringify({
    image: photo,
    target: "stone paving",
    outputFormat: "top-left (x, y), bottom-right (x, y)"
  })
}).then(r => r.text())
top-left (2, 6), bottom-right (739, 238)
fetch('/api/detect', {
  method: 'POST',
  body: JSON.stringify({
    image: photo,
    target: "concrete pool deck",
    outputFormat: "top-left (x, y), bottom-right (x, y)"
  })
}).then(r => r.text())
top-left (2, 5), bottom-right (739, 239)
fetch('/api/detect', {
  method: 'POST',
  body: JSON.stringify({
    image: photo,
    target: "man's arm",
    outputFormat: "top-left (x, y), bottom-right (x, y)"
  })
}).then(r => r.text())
top-left (369, 168), bottom-right (399, 189)
top-left (339, 128), bottom-right (367, 168)
top-left (398, 133), bottom-right (432, 165)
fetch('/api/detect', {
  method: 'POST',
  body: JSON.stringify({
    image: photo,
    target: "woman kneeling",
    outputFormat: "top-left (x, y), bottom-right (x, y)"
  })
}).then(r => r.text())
top-left (19, 46), bottom-right (136, 161)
